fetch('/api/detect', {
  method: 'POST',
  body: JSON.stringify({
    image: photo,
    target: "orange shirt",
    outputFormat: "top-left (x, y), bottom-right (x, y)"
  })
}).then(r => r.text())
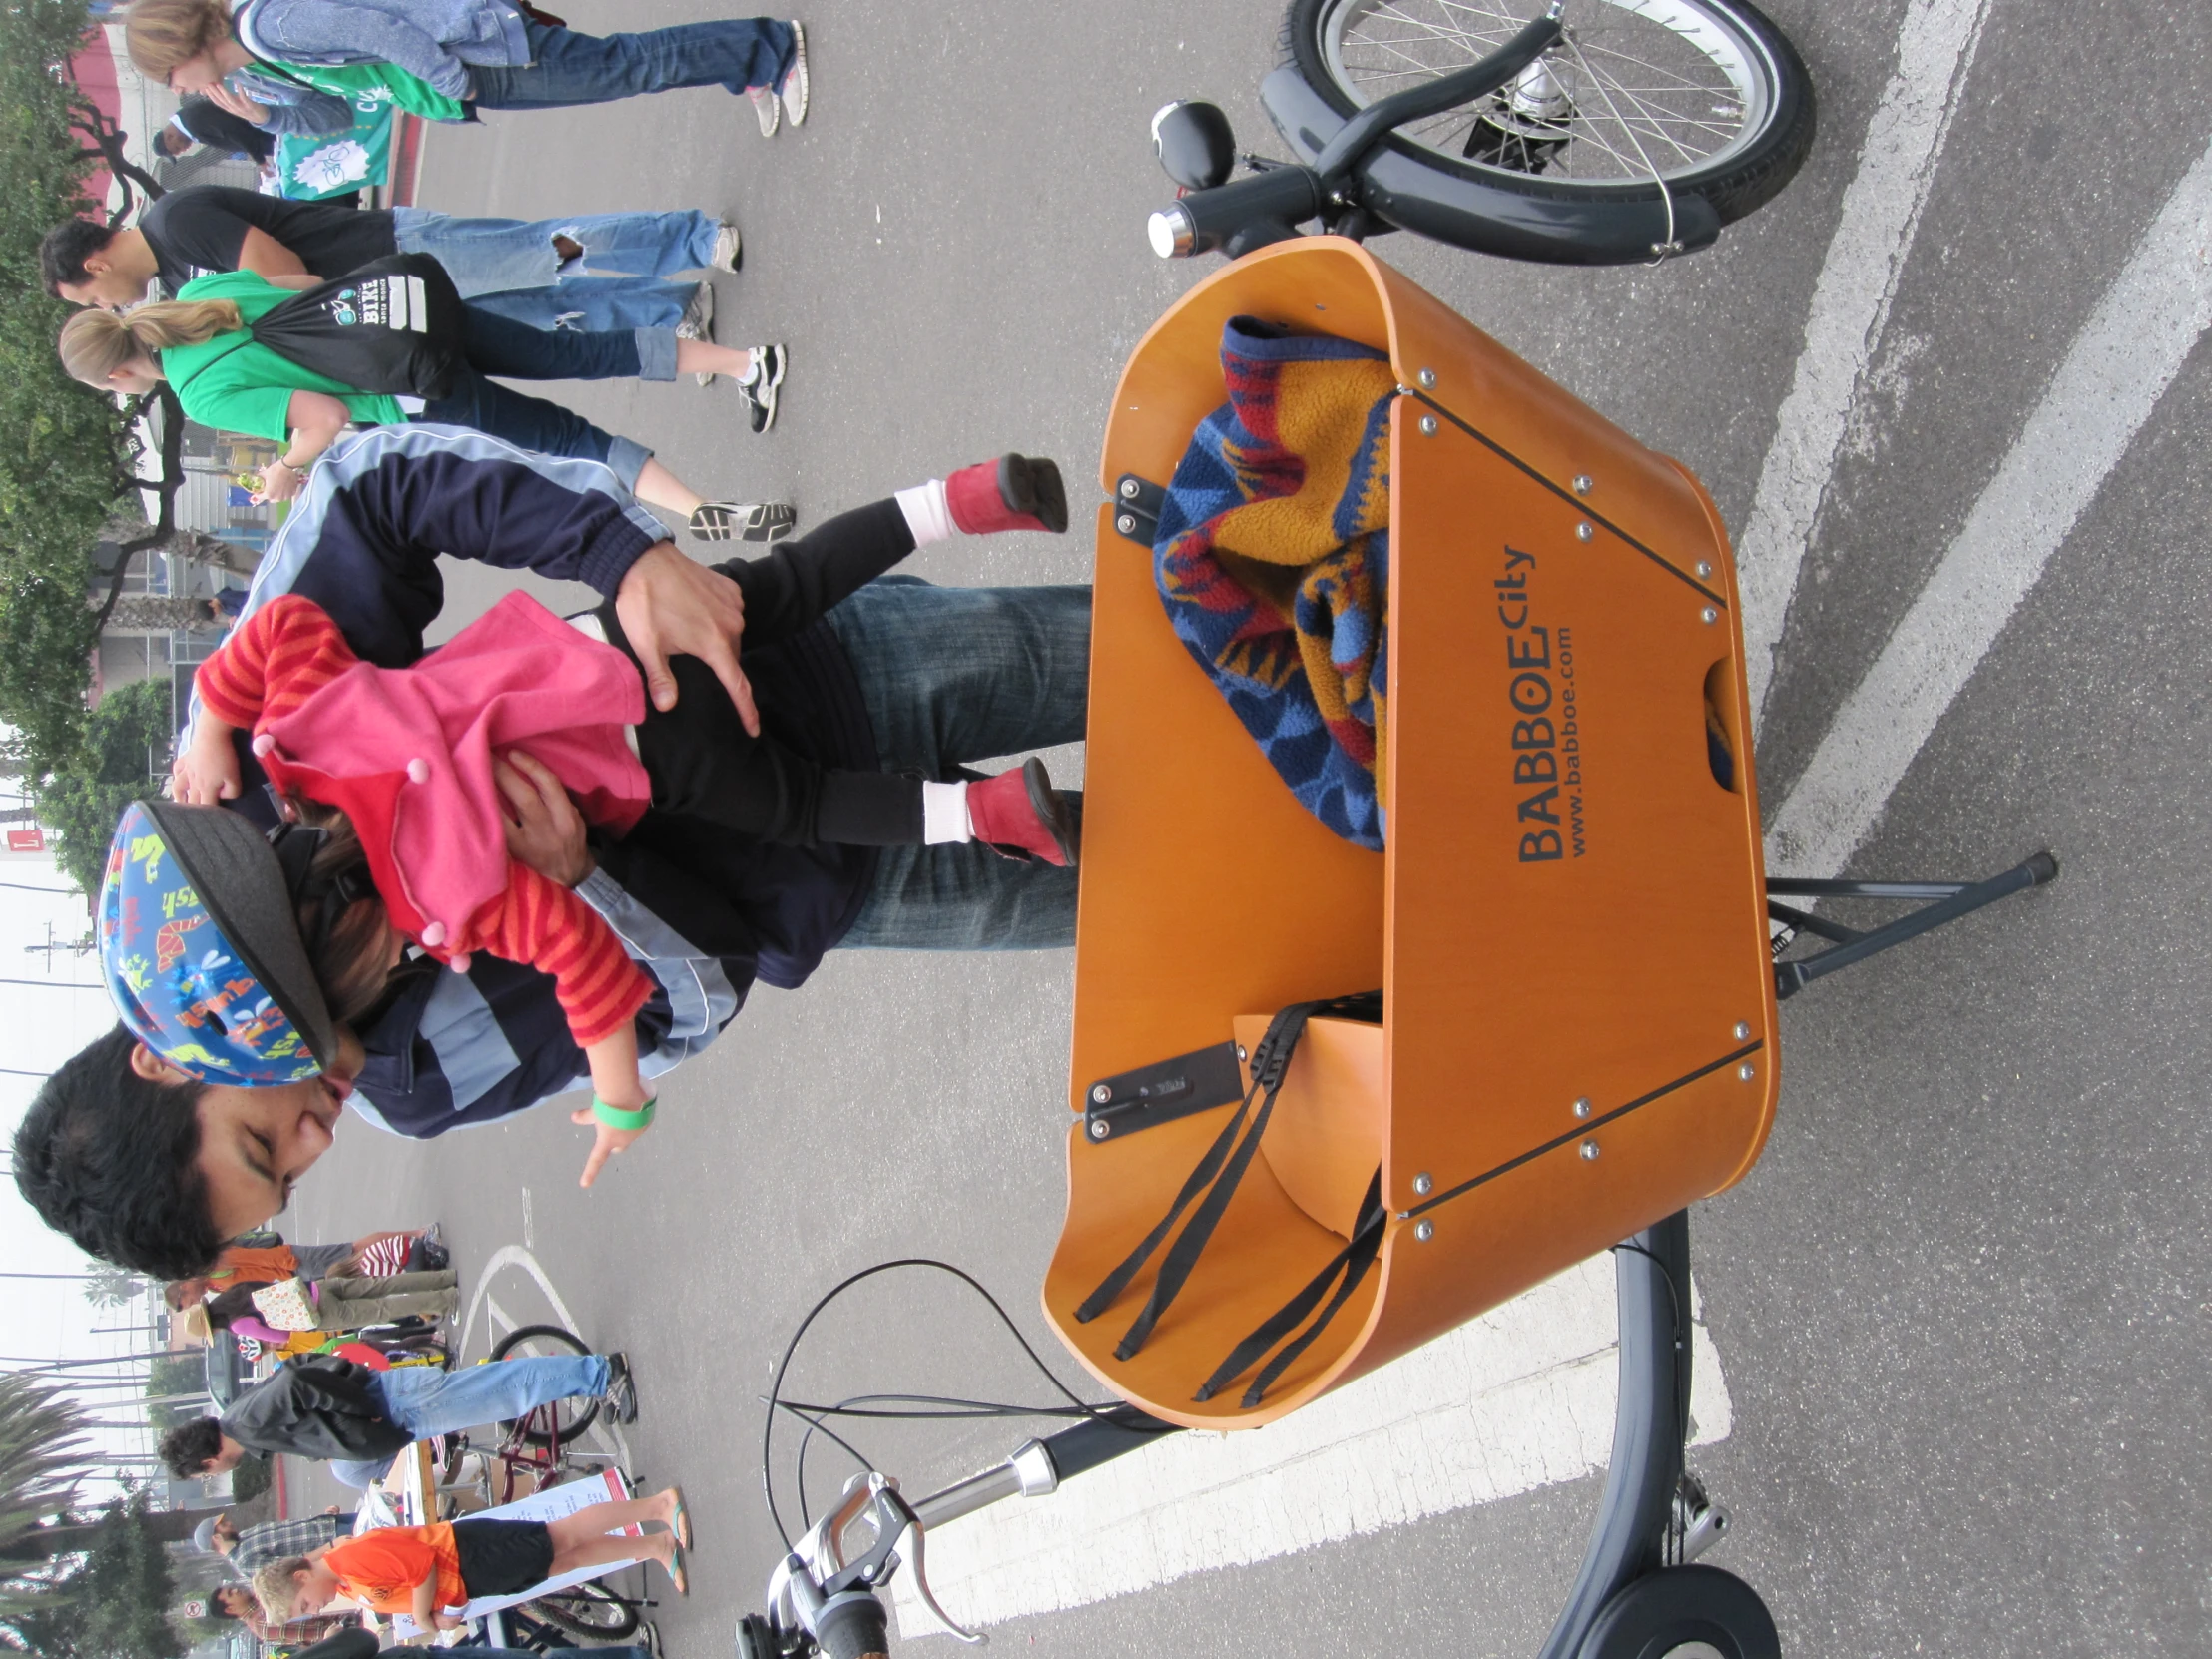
top-left (322, 1523), bottom-right (465, 1615)
top-left (211, 1243), bottom-right (299, 1283)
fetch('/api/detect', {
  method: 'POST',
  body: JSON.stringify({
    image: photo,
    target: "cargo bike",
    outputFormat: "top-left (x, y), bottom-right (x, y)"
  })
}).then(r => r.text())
top-left (737, 42), bottom-right (2053, 1659)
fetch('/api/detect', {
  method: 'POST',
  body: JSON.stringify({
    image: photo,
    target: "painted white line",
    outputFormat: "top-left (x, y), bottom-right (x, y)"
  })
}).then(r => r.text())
top-left (891, 1256), bottom-right (1731, 1634)
top-left (461, 1243), bottom-right (632, 1470)
top-left (1767, 136), bottom-right (2212, 877)
top-left (1738, 0), bottom-right (1995, 717)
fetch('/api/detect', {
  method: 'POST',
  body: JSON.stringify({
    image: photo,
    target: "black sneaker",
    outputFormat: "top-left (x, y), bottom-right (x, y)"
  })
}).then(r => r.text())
top-left (690, 501), bottom-right (797, 543)
top-left (738, 343), bottom-right (786, 433)
top-left (601, 1351), bottom-right (639, 1424)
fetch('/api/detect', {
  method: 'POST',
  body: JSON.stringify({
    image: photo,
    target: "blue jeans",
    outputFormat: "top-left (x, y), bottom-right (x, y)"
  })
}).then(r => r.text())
top-left (413, 306), bottom-right (676, 487)
top-left (327, 1353), bottom-right (608, 1488)
top-left (469, 276), bottom-right (696, 334)
top-left (392, 207), bottom-right (721, 297)
top-left (827, 578), bottom-right (1092, 950)
top-left (470, 18), bottom-right (794, 108)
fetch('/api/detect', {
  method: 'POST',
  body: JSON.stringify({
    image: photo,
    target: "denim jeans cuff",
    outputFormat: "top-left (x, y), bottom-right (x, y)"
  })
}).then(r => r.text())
top-left (605, 434), bottom-right (653, 490)
top-left (634, 327), bottom-right (679, 382)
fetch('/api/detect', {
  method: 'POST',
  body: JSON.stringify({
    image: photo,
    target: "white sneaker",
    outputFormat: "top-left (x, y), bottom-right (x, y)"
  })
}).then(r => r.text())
top-left (780, 21), bottom-right (808, 127)
top-left (748, 85), bottom-right (780, 138)
top-left (711, 221), bottom-right (742, 274)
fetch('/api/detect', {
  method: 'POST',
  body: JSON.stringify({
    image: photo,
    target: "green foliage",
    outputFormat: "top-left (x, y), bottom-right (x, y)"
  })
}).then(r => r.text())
top-left (79, 1263), bottom-right (147, 1311)
top-left (32, 675), bottom-right (175, 897)
top-left (0, 0), bottom-right (147, 778)
top-left (0, 1373), bottom-right (95, 1639)
top-left (224, 1456), bottom-right (269, 1506)
top-left (7, 1494), bottom-right (184, 1659)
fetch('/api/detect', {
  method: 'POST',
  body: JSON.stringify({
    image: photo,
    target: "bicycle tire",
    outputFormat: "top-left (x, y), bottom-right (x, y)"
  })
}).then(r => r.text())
top-left (1280, 0), bottom-right (1814, 230)
top-left (488, 1323), bottom-right (600, 1444)
top-left (525, 1582), bottom-right (642, 1640)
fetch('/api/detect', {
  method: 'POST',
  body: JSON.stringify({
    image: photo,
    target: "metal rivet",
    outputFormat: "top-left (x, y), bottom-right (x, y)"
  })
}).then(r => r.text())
top-left (1572, 475), bottom-right (1593, 495)
top-left (1119, 478), bottom-right (1139, 499)
top-left (1417, 367), bottom-right (1436, 389)
top-left (1414, 1219), bottom-right (1435, 1241)
top-left (1419, 415), bottom-right (1438, 436)
top-left (1412, 1172), bottom-right (1432, 1196)
top-left (1580, 1140), bottom-right (1600, 1161)
top-left (1700, 606), bottom-right (1718, 625)
top-left (1575, 522), bottom-right (1594, 542)
top-left (1116, 513), bottom-right (1136, 535)
top-left (1733, 1021), bottom-right (1752, 1041)
top-left (1573, 1097), bottom-right (1591, 1119)
top-left (1696, 561), bottom-right (1714, 579)
top-left (1089, 1082), bottom-right (1111, 1105)
top-left (1738, 1063), bottom-right (1757, 1082)
top-left (1235, 1044), bottom-right (1248, 1063)
top-left (1088, 1120), bottom-right (1110, 1140)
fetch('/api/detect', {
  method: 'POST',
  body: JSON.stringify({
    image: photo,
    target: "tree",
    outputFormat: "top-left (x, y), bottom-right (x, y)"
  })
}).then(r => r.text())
top-left (5, 1494), bottom-right (184, 1659)
top-left (0, 0), bottom-right (188, 789)
top-left (0, 1374), bottom-right (95, 1636)
top-left (78, 1266), bottom-right (146, 1313)
top-left (29, 677), bottom-right (175, 897)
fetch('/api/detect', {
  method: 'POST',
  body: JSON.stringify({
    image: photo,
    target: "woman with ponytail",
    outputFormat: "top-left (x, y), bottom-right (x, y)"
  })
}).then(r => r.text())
top-left (57, 271), bottom-right (791, 541)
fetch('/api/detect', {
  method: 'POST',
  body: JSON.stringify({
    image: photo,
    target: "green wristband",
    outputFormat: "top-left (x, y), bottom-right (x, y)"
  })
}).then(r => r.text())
top-left (591, 1095), bottom-right (657, 1131)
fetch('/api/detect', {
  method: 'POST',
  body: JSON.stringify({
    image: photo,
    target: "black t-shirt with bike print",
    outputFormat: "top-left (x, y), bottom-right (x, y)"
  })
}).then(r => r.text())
top-left (139, 186), bottom-right (398, 298)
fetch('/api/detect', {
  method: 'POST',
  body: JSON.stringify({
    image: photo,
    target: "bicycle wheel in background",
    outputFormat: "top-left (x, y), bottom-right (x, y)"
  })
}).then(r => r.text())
top-left (489, 1323), bottom-right (600, 1444)
top-left (1282, 0), bottom-right (1815, 229)
top-left (526, 1582), bottom-right (642, 1640)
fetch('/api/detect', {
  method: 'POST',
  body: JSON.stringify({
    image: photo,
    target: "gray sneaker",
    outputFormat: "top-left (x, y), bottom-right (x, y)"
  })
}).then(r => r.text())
top-left (711, 221), bottom-right (743, 274)
top-left (748, 85), bottom-right (780, 138)
top-left (780, 21), bottom-right (808, 127)
top-left (689, 501), bottom-right (797, 544)
top-left (678, 284), bottom-right (716, 384)
top-left (600, 1351), bottom-right (638, 1425)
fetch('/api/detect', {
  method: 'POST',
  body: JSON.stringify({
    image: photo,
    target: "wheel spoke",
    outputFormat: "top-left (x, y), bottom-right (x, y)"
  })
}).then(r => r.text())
top-left (1323, 0), bottom-right (1766, 185)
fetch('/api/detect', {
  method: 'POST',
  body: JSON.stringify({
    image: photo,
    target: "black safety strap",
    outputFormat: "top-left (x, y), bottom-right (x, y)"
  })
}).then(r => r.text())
top-left (1076, 991), bottom-right (1382, 1362)
top-left (1194, 1172), bottom-right (1385, 1406)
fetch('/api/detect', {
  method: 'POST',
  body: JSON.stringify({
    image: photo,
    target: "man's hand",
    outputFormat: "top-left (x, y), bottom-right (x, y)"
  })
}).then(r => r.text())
top-left (204, 81), bottom-right (273, 124)
top-left (252, 458), bottom-right (304, 503)
top-left (495, 752), bottom-right (592, 886)
top-left (613, 542), bottom-right (758, 734)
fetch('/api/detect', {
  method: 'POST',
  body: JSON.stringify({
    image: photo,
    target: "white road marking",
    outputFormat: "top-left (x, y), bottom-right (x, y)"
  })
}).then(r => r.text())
top-left (1738, 0), bottom-right (1996, 716)
top-left (891, 1257), bottom-right (1730, 1633)
top-left (1766, 135), bottom-right (2212, 877)
top-left (462, 1243), bottom-right (632, 1469)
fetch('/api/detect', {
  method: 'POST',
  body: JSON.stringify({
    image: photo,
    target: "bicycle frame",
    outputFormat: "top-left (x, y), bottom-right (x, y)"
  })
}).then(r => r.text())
top-left (742, 1213), bottom-right (1704, 1659)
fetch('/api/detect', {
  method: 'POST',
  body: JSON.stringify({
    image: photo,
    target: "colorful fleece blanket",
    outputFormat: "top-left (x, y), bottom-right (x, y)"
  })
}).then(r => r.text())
top-left (1154, 317), bottom-right (1394, 849)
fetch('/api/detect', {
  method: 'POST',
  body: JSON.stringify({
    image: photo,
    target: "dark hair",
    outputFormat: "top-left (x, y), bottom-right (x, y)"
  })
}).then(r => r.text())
top-left (159, 1416), bottom-right (226, 1480)
top-left (287, 800), bottom-right (396, 1022)
top-left (38, 218), bottom-right (118, 297)
top-left (12, 1024), bottom-right (223, 1278)
top-left (203, 1281), bottom-right (271, 1332)
top-left (209, 1585), bottom-right (245, 1620)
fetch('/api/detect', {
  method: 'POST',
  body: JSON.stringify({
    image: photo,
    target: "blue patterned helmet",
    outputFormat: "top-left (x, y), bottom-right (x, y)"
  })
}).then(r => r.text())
top-left (98, 800), bottom-right (337, 1086)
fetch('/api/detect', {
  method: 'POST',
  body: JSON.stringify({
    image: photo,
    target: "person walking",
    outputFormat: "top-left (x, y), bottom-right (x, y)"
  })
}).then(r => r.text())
top-left (209, 1582), bottom-right (358, 1644)
top-left (41, 185), bottom-right (740, 337)
top-left (57, 276), bottom-right (792, 531)
top-left (123, 0), bottom-right (807, 139)
top-left (195, 1508), bottom-right (355, 1572)
top-left (158, 1347), bottom-right (637, 1489)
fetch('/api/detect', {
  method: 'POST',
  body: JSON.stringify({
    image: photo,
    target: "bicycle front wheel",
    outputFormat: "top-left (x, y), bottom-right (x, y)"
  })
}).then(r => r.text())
top-left (527, 1583), bottom-right (641, 1640)
top-left (1283, 0), bottom-right (1814, 227)
top-left (489, 1323), bottom-right (599, 1445)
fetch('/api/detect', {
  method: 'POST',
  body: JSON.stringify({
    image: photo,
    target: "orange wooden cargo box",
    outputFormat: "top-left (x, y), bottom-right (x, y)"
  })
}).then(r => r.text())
top-left (1045, 238), bottom-right (1781, 1428)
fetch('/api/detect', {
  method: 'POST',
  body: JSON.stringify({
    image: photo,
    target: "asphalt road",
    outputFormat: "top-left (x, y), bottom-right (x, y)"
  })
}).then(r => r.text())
top-left (287, 0), bottom-right (2212, 1654)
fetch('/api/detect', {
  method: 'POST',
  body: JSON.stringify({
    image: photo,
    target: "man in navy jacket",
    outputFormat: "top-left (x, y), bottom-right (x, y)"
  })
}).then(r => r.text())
top-left (13, 424), bottom-right (1087, 1275)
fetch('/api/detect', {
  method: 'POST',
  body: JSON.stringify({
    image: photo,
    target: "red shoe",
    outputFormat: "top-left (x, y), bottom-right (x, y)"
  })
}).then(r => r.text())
top-left (967, 759), bottom-right (1079, 867)
top-left (946, 454), bottom-right (1068, 535)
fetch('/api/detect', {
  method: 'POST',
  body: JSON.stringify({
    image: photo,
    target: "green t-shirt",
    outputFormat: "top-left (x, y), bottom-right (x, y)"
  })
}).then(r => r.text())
top-left (166, 270), bottom-right (405, 443)
top-left (259, 57), bottom-right (467, 124)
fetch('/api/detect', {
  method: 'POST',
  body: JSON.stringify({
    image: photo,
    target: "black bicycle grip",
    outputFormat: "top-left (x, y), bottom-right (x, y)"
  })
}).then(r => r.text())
top-left (814, 1592), bottom-right (889, 1659)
